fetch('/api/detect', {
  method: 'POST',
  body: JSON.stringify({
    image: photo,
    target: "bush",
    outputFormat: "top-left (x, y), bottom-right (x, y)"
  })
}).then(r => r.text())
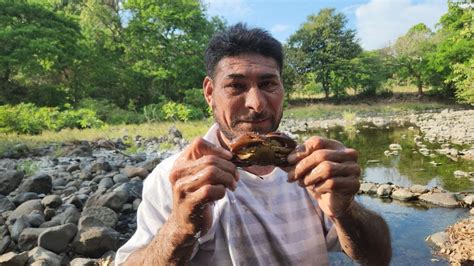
top-left (0, 103), bottom-right (104, 135)
top-left (78, 98), bottom-right (144, 124)
top-left (161, 101), bottom-right (204, 122)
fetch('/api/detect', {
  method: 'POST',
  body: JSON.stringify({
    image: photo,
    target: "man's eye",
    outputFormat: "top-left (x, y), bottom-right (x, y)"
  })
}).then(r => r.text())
top-left (259, 81), bottom-right (278, 91)
top-left (228, 83), bottom-right (246, 90)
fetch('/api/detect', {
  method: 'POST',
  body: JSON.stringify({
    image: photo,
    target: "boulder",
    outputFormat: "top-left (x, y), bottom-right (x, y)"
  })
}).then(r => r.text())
top-left (392, 188), bottom-right (417, 201)
top-left (0, 251), bottom-right (29, 266)
top-left (38, 223), bottom-right (78, 254)
top-left (409, 184), bottom-right (429, 194)
top-left (81, 206), bottom-right (118, 228)
top-left (18, 228), bottom-right (47, 251)
top-left (19, 173), bottom-right (52, 194)
top-left (123, 166), bottom-right (149, 179)
top-left (27, 247), bottom-right (63, 265)
top-left (419, 192), bottom-right (459, 207)
top-left (84, 190), bottom-right (128, 212)
top-left (359, 182), bottom-right (378, 194)
top-left (7, 199), bottom-right (43, 224)
top-left (72, 226), bottom-right (120, 258)
top-left (0, 235), bottom-right (11, 254)
top-left (70, 258), bottom-right (97, 266)
top-left (376, 184), bottom-right (392, 197)
top-left (41, 195), bottom-right (62, 209)
top-left (0, 170), bottom-right (24, 195)
top-left (426, 231), bottom-right (448, 248)
top-left (12, 192), bottom-right (40, 206)
top-left (0, 195), bottom-right (15, 213)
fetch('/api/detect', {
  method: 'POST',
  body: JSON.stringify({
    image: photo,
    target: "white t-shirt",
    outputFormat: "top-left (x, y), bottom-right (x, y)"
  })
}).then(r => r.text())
top-left (115, 124), bottom-right (340, 265)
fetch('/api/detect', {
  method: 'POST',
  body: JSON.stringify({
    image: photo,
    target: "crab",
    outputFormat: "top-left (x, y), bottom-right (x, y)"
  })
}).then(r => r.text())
top-left (229, 132), bottom-right (297, 167)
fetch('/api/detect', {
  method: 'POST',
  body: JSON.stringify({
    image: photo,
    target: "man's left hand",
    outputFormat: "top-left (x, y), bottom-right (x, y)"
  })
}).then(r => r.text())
top-left (286, 136), bottom-right (361, 218)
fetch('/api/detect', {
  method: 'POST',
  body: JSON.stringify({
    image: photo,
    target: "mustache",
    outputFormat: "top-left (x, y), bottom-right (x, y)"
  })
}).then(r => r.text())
top-left (231, 112), bottom-right (271, 126)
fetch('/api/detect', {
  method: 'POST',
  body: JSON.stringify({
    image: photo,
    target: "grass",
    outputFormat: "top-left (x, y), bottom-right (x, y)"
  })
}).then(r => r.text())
top-left (0, 120), bottom-right (213, 156)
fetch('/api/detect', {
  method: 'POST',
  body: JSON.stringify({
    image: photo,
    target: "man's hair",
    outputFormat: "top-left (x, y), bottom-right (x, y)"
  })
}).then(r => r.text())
top-left (204, 23), bottom-right (283, 78)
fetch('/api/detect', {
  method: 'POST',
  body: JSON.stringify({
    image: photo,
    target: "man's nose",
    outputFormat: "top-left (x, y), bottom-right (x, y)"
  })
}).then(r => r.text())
top-left (245, 87), bottom-right (266, 113)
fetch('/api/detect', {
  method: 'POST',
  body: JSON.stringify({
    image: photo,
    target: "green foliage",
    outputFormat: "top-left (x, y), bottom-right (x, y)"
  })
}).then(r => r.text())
top-left (0, 103), bottom-right (104, 134)
top-left (287, 8), bottom-right (362, 99)
top-left (452, 58), bottom-right (474, 105)
top-left (183, 88), bottom-right (209, 114)
top-left (78, 98), bottom-right (144, 124)
top-left (16, 160), bottom-right (39, 177)
top-left (160, 101), bottom-right (204, 122)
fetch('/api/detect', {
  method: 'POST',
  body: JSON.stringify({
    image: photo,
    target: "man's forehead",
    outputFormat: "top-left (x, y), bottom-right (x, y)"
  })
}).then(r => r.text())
top-left (214, 54), bottom-right (280, 78)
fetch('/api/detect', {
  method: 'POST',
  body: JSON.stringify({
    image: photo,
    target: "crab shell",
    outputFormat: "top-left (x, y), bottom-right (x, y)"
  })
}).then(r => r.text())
top-left (229, 132), bottom-right (297, 167)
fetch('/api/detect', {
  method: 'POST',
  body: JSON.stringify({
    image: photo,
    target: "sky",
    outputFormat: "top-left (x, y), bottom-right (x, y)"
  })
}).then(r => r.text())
top-left (203, 0), bottom-right (448, 50)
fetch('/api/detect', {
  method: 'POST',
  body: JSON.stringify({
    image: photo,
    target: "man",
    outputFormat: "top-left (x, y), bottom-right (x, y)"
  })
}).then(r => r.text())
top-left (115, 23), bottom-right (391, 265)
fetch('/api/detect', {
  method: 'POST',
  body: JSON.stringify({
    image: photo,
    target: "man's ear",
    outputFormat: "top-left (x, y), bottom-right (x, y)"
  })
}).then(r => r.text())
top-left (203, 76), bottom-right (213, 106)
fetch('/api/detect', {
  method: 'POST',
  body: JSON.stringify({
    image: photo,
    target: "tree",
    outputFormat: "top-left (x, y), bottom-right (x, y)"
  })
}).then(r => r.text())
top-left (0, 1), bottom-right (84, 105)
top-left (349, 50), bottom-right (392, 96)
top-left (287, 8), bottom-right (362, 99)
top-left (390, 23), bottom-right (435, 96)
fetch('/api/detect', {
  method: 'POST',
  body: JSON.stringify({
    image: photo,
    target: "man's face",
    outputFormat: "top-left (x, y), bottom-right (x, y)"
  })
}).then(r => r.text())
top-left (203, 53), bottom-right (284, 141)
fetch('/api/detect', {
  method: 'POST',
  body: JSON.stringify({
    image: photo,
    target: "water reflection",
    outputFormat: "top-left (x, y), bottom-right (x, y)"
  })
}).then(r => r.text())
top-left (329, 195), bottom-right (468, 265)
top-left (301, 125), bottom-right (474, 192)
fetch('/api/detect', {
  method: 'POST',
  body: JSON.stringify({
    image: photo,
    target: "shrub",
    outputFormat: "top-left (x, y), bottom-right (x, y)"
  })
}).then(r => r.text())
top-left (160, 101), bottom-right (204, 122)
top-left (78, 98), bottom-right (144, 124)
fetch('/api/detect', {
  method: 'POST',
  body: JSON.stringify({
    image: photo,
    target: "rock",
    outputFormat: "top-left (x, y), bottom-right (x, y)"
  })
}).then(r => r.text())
top-left (27, 247), bottom-right (63, 265)
top-left (26, 210), bottom-right (45, 227)
top-left (168, 125), bottom-right (182, 139)
top-left (66, 163), bottom-right (80, 173)
top-left (12, 192), bottom-right (40, 206)
top-left (85, 190), bottom-right (128, 212)
top-left (64, 195), bottom-right (84, 210)
top-left (419, 192), bottom-right (459, 207)
top-left (43, 207), bottom-right (55, 221)
top-left (426, 231), bottom-right (448, 248)
top-left (392, 188), bottom-right (417, 201)
top-left (0, 251), bottom-right (29, 266)
top-left (11, 215), bottom-right (31, 242)
top-left (114, 180), bottom-right (143, 201)
top-left (359, 182), bottom-right (378, 194)
top-left (377, 184), bottom-right (392, 197)
top-left (0, 170), bottom-right (24, 195)
top-left (5, 143), bottom-right (30, 159)
top-left (409, 185), bottom-right (429, 194)
top-left (131, 153), bottom-right (147, 163)
top-left (389, 144), bottom-right (402, 150)
top-left (470, 208), bottom-right (474, 215)
top-left (7, 199), bottom-right (43, 224)
top-left (88, 160), bottom-right (112, 174)
top-left (463, 194), bottom-right (474, 206)
top-left (0, 195), bottom-right (15, 213)
top-left (52, 206), bottom-right (81, 225)
top-left (112, 174), bottom-right (128, 184)
top-left (98, 177), bottom-right (114, 190)
top-left (78, 216), bottom-right (106, 231)
top-left (453, 170), bottom-right (469, 178)
top-left (81, 206), bottom-right (118, 228)
top-left (19, 173), bottom-right (52, 194)
top-left (123, 166), bottom-right (149, 179)
top-left (72, 226), bottom-right (120, 258)
top-left (366, 160), bottom-right (380, 164)
top-left (0, 235), bottom-right (11, 254)
top-left (132, 198), bottom-right (141, 211)
top-left (41, 195), bottom-right (62, 208)
top-left (18, 228), bottom-right (47, 251)
top-left (38, 223), bottom-right (78, 254)
top-left (138, 157), bottom-right (161, 172)
top-left (70, 258), bottom-right (97, 266)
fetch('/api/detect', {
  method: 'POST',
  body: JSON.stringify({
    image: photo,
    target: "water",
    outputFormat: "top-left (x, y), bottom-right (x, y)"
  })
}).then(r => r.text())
top-left (301, 124), bottom-right (474, 192)
top-left (329, 195), bottom-right (468, 265)
top-left (298, 124), bottom-right (473, 265)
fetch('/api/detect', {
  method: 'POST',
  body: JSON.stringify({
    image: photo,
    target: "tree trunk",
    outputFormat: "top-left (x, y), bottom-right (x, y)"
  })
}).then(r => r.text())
top-left (416, 75), bottom-right (423, 96)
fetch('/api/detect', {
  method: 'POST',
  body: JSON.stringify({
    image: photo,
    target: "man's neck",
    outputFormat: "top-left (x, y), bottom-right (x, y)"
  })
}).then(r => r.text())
top-left (217, 130), bottom-right (275, 176)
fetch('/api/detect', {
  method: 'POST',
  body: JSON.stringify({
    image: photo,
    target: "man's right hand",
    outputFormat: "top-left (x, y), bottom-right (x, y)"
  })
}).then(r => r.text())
top-left (168, 137), bottom-right (239, 238)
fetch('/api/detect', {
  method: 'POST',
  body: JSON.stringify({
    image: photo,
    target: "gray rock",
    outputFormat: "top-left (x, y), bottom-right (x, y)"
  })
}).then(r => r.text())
top-left (70, 258), bottom-right (97, 266)
top-left (12, 192), bottom-right (40, 206)
top-left (26, 210), bottom-right (45, 227)
top-left (0, 251), bottom-right (29, 266)
top-left (52, 177), bottom-right (68, 188)
top-left (18, 228), bottom-right (47, 251)
top-left (0, 235), bottom-right (11, 254)
top-left (426, 231), bottom-right (448, 248)
top-left (409, 184), bottom-right (429, 194)
top-left (85, 190), bottom-right (128, 212)
top-left (138, 157), bottom-right (161, 172)
top-left (114, 180), bottom-right (143, 200)
top-left (359, 182), bottom-right (378, 194)
top-left (0, 195), bottom-right (15, 213)
top-left (43, 207), bottom-right (55, 221)
top-left (66, 163), bottom-right (80, 173)
top-left (463, 194), bottom-right (474, 206)
top-left (72, 226), bottom-right (120, 258)
top-left (169, 125), bottom-right (182, 139)
top-left (7, 199), bottom-right (43, 224)
top-left (392, 188), bottom-right (417, 201)
top-left (82, 206), bottom-right (118, 228)
top-left (123, 166), bottom-right (149, 179)
top-left (38, 223), bottom-right (78, 253)
top-left (419, 192), bottom-right (459, 207)
top-left (98, 177), bottom-right (114, 190)
top-left (53, 206), bottom-right (81, 225)
top-left (78, 216), bottom-right (105, 231)
top-left (0, 170), bottom-right (24, 195)
top-left (131, 153), bottom-right (147, 163)
top-left (27, 247), bottom-right (63, 265)
top-left (132, 198), bottom-right (141, 211)
top-left (19, 173), bottom-right (52, 194)
top-left (376, 184), bottom-right (392, 197)
top-left (64, 195), bottom-right (84, 210)
top-left (470, 208), bottom-right (474, 215)
top-left (11, 215), bottom-right (30, 242)
top-left (41, 195), bottom-right (62, 209)
top-left (112, 174), bottom-right (128, 184)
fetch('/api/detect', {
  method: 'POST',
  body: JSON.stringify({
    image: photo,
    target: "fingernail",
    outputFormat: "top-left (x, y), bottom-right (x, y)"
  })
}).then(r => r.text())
top-left (287, 153), bottom-right (297, 164)
top-left (287, 169), bottom-right (296, 182)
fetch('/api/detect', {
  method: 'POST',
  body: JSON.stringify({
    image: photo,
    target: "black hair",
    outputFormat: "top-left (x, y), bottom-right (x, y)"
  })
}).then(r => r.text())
top-left (204, 23), bottom-right (283, 77)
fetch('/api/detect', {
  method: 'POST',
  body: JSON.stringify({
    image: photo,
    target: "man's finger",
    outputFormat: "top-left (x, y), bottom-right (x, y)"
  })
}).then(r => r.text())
top-left (191, 184), bottom-right (228, 207)
top-left (287, 136), bottom-right (345, 164)
top-left (298, 162), bottom-right (361, 187)
top-left (184, 137), bottom-right (233, 161)
top-left (288, 149), bottom-right (358, 182)
top-left (310, 176), bottom-right (360, 197)
top-left (175, 166), bottom-right (237, 193)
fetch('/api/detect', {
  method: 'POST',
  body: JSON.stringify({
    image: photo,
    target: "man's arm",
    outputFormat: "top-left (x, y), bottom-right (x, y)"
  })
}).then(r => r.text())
top-left (332, 201), bottom-right (391, 266)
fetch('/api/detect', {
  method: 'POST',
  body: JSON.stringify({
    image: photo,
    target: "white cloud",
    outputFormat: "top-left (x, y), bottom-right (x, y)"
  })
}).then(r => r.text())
top-left (271, 24), bottom-right (290, 34)
top-left (203, 0), bottom-right (253, 21)
top-left (355, 0), bottom-right (447, 50)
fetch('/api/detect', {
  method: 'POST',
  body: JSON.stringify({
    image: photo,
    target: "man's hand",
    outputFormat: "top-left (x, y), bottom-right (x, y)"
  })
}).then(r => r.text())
top-left (169, 137), bottom-right (239, 237)
top-left (286, 136), bottom-right (360, 218)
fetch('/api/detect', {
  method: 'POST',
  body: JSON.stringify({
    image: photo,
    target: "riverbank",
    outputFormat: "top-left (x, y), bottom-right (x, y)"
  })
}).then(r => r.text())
top-left (1, 108), bottom-right (473, 264)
